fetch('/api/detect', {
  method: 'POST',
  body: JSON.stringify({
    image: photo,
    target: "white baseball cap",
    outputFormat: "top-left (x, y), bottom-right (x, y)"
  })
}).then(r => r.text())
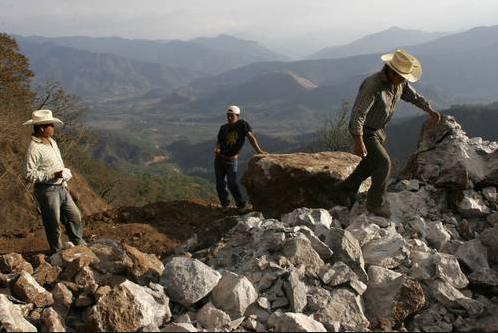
top-left (227, 105), bottom-right (240, 115)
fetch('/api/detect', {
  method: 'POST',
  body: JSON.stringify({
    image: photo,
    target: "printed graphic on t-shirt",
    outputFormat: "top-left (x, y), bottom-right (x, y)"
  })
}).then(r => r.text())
top-left (226, 132), bottom-right (239, 146)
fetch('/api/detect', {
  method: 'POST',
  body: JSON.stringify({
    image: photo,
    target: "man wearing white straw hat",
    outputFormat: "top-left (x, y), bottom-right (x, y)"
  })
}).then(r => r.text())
top-left (23, 109), bottom-right (86, 254)
top-left (332, 49), bottom-right (441, 218)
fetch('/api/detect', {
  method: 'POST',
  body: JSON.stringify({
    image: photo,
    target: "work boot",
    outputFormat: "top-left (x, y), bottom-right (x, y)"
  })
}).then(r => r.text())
top-left (332, 181), bottom-right (357, 208)
top-left (367, 205), bottom-right (392, 219)
top-left (238, 203), bottom-right (253, 214)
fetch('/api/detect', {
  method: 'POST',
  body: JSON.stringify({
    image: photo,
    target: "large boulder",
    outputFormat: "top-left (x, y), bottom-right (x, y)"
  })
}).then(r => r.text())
top-left (241, 152), bottom-right (367, 217)
top-left (400, 116), bottom-right (498, 190)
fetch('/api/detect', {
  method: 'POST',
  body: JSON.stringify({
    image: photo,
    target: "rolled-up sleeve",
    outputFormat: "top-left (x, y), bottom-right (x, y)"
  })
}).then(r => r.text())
top-left (349, 80), bottom-right (376, 136)
top-left (24, 148), bottom-right (51, 184)
top-left (401, 83), bottom-right (431, 111)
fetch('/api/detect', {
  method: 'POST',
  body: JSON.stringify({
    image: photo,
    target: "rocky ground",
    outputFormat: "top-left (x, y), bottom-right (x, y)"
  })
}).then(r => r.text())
top-left (2, 116), bottom-right (498, 332)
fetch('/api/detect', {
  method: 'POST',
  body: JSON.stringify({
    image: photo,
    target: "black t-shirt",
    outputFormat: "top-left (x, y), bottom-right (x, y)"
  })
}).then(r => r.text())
top-left (217, 119), bottom-right (252, 157)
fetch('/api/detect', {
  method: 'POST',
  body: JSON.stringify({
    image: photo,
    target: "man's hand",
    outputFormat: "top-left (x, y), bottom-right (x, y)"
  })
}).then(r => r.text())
top-left (257, 150), bottom-right (268, 155)
top-left (214, 148), bottom-right (221, 156)
top-left (428, 108), bottom-right (441, 123)
top-left (354, 136), bottom-right (367, 158)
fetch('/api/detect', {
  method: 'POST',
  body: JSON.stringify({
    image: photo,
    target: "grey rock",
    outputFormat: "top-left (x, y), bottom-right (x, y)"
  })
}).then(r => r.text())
top-left (482, 187), bottom-right (497, 204)
top-left (161, 323), bottom-right (198, 332)
top-left (196, 302), bottom-right (231, 330)
top-left (284, 271), bottom-right (307, 313)
top-left (427, 279), bottom-right (485, 318)
top-left (468, 268), bottom-right (498, 287)
top-left (345, 214), bottom-right (382, 247)
top-left (282, 234), bottom-right (324, 276)
top-left (161, 256), bottom-right (221, 306)
top-left (211, 270), bottom-right (258, 319)
top-left (479, 225), bottom-right (498, 264)
top-left (312, 288), bottom-right (369, 331)
top-left (281, 208), bottom-right (333, 239)
top-left (326, 228), bottom-right (367, 282)
top-left (362, 228), bottom-right (409, 269)
top-left (425, 221), bottom-right (451, 250)
top-left (454, 239), bottom-right (489, 272)
top-left (273, 312), bottom-right (326, 332)
top-left (294, 227), bottom-right (334, 262)
top-left (434, 253), bottom-right (469, 289)
top-left (363, 266), bottom-right (425, 331)
top-left (456, 190), bottom-right (491, 218)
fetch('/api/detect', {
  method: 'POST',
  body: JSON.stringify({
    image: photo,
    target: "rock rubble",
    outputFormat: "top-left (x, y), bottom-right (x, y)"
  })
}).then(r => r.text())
top-left (2, 116), bottom-right (498, 332)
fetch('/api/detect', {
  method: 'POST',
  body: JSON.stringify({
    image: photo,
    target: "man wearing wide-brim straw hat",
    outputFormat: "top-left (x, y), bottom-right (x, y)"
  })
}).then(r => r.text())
top-left (23, 109), bottom-right (86, 254)
top-left (332, 49), bottom-right (441, 218)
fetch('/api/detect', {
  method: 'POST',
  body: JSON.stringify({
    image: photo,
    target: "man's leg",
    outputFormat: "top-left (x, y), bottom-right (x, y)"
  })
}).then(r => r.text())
top-left (226, 159), bottom-right (245, 208)
top-left (60, 188), bottom-right (86, 246)
top-left (364, 133), bottom-right (391, 208)
top-left (334, 132), bottom-right (389, 207)
top-left (214, 157), bottom-right (230, 207)
top-left (34, 186), bottom-right (63, 253)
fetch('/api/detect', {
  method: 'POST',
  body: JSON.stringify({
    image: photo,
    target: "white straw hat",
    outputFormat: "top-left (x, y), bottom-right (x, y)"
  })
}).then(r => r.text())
top-left (23, 109), bottom-right (64, 126)
top-left (381, 49), bottom-right (422, 83)
top-left (226, 105), bottom-right (241, 115)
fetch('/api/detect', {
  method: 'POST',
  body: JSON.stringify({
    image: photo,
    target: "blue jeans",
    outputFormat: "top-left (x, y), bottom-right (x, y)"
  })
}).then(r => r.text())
top-left (214, 157), bottom-right (246, 208)
top-left (34, 184), bottom-right (86, 253)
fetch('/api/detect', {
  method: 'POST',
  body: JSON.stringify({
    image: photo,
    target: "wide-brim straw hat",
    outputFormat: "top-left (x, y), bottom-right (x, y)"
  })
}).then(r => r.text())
top-left (381, 49), bottom-right (422, 83)
top-left (23, 109), bottom-right (64, 126)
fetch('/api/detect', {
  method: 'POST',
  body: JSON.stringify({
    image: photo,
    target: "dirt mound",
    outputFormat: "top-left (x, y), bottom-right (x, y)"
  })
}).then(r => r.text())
top-left (0, 199), bottom-right (239, 259)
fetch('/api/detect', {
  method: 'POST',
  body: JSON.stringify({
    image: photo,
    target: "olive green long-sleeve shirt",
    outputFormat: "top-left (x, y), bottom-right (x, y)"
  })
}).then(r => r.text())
top-left (349, 68), bottom-right (431, 136)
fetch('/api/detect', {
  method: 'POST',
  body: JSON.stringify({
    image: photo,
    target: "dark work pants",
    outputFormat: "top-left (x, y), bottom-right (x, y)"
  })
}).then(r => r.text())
top-left (341, 130), bottom-right (391, 207)
top-left (214, 157), bottom-right (246, 208)
top-left (34, 184), bottom-right (86, 254)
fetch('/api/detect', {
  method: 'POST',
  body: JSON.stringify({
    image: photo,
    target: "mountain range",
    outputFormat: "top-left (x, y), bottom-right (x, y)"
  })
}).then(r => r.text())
top-left (18, 34), bottom-right (287, 75)
top-left (306, 26), bottom-right (448, 60)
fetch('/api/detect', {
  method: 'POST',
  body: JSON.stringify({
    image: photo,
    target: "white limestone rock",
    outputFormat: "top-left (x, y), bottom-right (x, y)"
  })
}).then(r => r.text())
top-left (161, 256), bottom-right (221, 306)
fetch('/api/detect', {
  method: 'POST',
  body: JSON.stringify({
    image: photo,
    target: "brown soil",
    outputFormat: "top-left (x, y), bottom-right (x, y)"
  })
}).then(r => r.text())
top-left (0, 199), bottom-right (240, 260)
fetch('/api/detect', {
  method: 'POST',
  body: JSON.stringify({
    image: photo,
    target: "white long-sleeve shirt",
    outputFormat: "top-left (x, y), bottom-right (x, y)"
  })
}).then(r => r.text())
top-left (24, 136), bottom-right (65, 185)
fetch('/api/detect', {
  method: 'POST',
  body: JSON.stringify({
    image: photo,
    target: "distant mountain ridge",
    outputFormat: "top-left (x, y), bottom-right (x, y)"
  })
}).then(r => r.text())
top-left (306, 26), bottom-right (448, 60)
top-left (191, 25), bottom-right (498, 105)
top-left (17, 38), bottom-right (200, 99)
top-left (18, 34), bottom-right (287, 75)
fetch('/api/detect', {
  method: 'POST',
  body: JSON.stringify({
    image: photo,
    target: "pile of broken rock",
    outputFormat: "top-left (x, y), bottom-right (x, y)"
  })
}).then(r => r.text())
top-left (2, 115), bottom-right (498, 332)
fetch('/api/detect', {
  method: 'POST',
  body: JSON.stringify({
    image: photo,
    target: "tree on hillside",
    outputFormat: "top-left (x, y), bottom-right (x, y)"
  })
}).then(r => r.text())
top-left (32, 79), bottom-right (91, 158)
top-left (314, 99), bottom-right (353, 152)
top-left (0, 33), bottom-right (38, 231)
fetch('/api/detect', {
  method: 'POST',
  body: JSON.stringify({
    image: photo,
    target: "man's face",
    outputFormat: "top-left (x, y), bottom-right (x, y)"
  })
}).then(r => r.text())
top-left (387, 68), bottom-right (406, 85)
top-left (41, 124), bottom-right (55, 137)
top-left (227, 113), bottom-right (239, 124)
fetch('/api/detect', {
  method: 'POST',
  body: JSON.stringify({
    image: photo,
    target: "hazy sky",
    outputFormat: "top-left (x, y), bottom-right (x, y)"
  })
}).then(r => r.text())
top-left (1, 0), bottom-right (497, 52)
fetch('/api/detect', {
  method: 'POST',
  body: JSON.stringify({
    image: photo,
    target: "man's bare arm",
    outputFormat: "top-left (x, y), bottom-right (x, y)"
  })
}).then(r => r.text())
top-left (247, 132), bottom-right (267, 154)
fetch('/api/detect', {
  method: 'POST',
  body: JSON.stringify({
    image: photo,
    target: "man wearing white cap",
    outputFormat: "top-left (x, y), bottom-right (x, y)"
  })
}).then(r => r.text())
top-left (333, 50), bottom-right (441, 218)
top-left (23, 109), bottom-right (86, 254)
top-left (215, 105), bottom-right (267, 212)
